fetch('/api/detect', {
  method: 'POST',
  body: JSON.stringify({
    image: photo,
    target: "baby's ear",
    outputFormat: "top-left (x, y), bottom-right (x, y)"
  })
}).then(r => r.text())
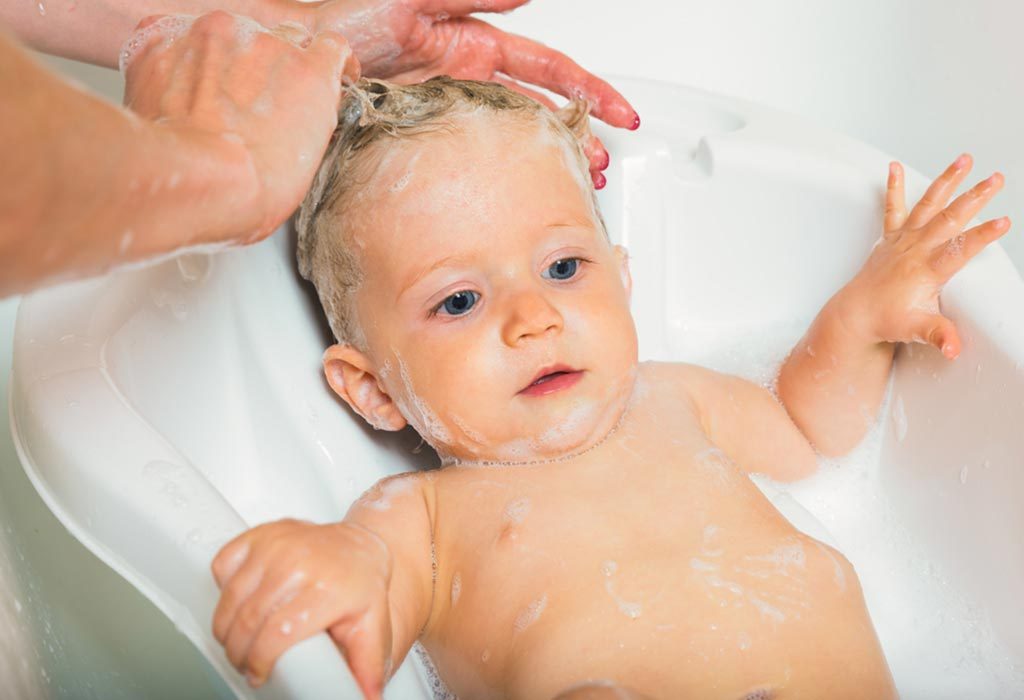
top-left (613, 244), bottom-right (632, 298)
top-left (323, 344), bottom-right (407, 431)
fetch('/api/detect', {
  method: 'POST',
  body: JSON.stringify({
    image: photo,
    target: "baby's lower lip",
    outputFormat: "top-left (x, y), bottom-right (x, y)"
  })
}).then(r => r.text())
top-left (518, 370), bottom-right (585, 397)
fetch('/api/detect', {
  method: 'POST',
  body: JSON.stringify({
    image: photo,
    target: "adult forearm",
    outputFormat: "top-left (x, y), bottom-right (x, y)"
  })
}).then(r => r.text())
top-left (776, 294), bottom-right (894, 457)
top-left (0, 33), bottom-right (260, 297)
top-left (0, 0), bottom-right (293, 67)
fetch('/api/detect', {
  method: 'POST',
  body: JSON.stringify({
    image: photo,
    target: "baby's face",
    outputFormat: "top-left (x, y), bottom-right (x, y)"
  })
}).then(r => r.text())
top-left (324, 114), bottom-right (638, 464)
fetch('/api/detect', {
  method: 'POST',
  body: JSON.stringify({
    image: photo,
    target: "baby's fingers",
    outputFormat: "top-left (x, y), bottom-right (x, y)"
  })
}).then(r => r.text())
top-left (213, 558), bottom-right (266, 644)
top-left (926, 172), bottom-right (1004, 242)
top-left (907, 153), bottom-right (972, 230)
top-left (329, 598), bottom-right (392, 700)
top-left (932, 216), bottom-right (1012, 279)
top-left (884, 162), bottom-right (907, 233)
top-left (909, 312), bottom-right (961, 360)
top-left (243, 586), bottom-right (343, 687)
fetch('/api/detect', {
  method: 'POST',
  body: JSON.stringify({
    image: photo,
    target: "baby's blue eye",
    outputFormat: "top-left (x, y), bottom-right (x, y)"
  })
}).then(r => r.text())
top-left (437, 290), bottom-right (479, 316)
top-left (544, 258), bottom-right (580, 280)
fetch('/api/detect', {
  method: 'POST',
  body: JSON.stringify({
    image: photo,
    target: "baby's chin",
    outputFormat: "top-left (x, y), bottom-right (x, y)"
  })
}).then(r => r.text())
top-left (437, 367), bottom-right (638, 466)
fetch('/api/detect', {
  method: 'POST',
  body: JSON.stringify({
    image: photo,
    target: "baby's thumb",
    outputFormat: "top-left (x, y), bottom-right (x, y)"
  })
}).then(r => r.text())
top-left (330, 601), bottom-right (392, 700)
top-left (915, 313), bottom-right (961, 360)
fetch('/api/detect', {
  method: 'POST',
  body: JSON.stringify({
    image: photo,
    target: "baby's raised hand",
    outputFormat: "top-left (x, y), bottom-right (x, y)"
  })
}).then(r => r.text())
top-left (211, 519), bottom-right (393, 699)
top-left (837, 154), bottom-right (1011, 359)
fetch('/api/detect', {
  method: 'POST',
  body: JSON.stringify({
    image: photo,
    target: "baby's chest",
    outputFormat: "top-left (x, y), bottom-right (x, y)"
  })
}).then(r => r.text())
top-left (429, 463), bottom-right (848, 699)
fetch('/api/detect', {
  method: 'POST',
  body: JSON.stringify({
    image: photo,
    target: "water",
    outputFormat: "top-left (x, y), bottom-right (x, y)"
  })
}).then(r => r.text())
top-left (672, 320), bottom-right (1024, 696)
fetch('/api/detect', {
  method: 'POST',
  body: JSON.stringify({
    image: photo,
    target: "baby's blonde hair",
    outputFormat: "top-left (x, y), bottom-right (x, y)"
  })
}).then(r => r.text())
top-left (296, 76), bottom-right (603, 349)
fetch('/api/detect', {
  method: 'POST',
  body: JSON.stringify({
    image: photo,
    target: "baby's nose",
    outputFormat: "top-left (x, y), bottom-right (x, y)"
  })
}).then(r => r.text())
top-left (501, 290), bottom-right (563, 346)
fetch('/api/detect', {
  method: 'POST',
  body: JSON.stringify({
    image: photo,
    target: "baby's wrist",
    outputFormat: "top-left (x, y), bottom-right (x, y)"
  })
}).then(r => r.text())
top-left (820, 287), bottom-right (884, 348)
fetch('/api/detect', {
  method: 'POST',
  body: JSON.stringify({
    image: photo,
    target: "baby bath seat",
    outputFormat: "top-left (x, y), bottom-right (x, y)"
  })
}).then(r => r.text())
top-left (10, 77), bottom-right (1024, 698)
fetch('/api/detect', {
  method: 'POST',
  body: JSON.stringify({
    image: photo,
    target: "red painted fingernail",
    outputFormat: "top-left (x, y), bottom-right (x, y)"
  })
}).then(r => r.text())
top-left (600, 149), bottom-right (610, 170)
top-left (629, 113), bottom-right (640, 131)
top-left (594, 172), bottom-right (607, 189)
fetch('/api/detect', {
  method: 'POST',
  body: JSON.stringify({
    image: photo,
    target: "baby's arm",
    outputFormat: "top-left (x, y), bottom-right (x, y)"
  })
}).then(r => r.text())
top-left (777, 155), bottom-right (1009, 455)
top-left (210, 472), bottom-right (436, 699)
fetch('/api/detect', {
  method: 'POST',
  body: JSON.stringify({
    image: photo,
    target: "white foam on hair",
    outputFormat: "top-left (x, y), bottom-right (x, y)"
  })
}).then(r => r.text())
top-left (532, 117), bottom-right (602, 232)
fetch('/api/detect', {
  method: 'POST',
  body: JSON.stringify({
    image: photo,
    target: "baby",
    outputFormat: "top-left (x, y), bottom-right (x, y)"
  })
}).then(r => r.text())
top-left (208, 77), bottom-right (1009, 699)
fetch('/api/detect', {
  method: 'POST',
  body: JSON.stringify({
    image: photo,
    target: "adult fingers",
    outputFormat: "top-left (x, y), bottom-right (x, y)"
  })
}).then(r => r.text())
top-left (307, 29), bottom-right (362, 86)
top-left (120, 14), bottom-right (195, 76)
top-left (932, 216), bottom-right (1012, 278)
top-left (270, 20), bottom-right (314, 48)
top-left (472, 20), bottom-right (637, 128)
top-left (926, 172), bottom-right (1004, 242)
top-left (135, 13), bottom-right (168, 31)
top-left (584, 135), bottom-right (610, 189)
top-left (906, 153), bottom-right (972, 229)
top-left (418, 0), bottom-right (531, 17)
top-left (884, 161), bottom-right (907, 234)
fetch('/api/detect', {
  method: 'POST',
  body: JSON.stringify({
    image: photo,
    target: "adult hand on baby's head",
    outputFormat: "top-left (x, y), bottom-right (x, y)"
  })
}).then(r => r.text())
top-left (303, 0), bottom-right (636, 189)
top-left (121, 11), bottom-right (361, 246)
top-left (835, 154), bottom-right (1011, 359)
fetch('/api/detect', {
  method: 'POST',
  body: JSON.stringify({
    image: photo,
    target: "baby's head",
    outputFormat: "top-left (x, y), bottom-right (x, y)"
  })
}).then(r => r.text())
top-left (297, 77), bottom-right (638, 465)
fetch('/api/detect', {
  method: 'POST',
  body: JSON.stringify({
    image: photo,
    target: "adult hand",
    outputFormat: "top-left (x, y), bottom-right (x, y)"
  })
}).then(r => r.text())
top-left (122, 11), bottom-right (361, 244)
top-left (300, 0), bottom-right (637, 188)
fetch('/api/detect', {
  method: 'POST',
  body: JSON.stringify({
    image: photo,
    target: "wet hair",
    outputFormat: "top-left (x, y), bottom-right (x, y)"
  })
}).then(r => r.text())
top-left (295, 76), bottom-right (604, 349)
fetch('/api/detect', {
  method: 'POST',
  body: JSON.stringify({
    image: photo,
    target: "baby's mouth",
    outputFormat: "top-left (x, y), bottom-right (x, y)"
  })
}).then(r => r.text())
top-left (518, 364), bottom-right (585, 396)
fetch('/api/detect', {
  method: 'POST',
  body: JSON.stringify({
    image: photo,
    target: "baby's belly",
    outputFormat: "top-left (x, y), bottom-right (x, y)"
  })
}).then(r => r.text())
top-left (500, 534), bottom-right (851, 699)
top-left (427, 462), bottom-right (891, 700)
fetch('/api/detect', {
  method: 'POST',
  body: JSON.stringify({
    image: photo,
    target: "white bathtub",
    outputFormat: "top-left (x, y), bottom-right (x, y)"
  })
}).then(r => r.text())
top-left (9, 77), bottom-right (1024, 698)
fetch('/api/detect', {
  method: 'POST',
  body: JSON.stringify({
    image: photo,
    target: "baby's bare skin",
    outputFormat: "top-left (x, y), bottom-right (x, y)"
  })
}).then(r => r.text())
top-left (414, 362), bottom-right (893, 699)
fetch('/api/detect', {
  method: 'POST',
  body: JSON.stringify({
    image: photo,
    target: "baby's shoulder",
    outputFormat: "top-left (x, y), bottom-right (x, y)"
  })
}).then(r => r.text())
top-left (636, 359), bottom-right (724, 395)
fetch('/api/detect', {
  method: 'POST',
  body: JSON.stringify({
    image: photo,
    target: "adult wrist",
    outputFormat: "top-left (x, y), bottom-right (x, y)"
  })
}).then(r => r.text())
top-left (255, 0), bottom-right (319, 31)
top-left (142, 120), bottom-right (264, 251)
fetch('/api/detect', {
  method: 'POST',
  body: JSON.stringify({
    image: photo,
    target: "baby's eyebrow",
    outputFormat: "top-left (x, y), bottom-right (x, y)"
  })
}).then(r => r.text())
top-left (396, 252), bottom-right (471, 301)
